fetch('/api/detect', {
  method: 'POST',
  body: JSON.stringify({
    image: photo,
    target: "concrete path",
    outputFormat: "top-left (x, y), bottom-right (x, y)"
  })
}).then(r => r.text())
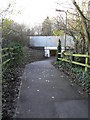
top-left (15, 58), bottom-right (88, 118)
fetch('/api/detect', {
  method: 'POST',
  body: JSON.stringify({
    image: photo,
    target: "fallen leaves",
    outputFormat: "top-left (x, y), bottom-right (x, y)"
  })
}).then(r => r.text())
top-left (37, 90), bottom-right (40, 92)
top-left (46, 80), bottom-right (50, 82)
top-left (52, 96), bottom-right (55, 99)
top-left (78, 91), bottom-right (83, 95)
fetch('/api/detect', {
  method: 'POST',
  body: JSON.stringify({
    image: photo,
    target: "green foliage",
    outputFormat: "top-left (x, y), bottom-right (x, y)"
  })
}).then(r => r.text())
top-left (11, 43), bottom-right (24, 64)
top-left (53, 29), bottom-right (64, 36)
top-left (2, 43), bottom-right (24, 118)
top-left (2, 43), bottom-right (24, 73)
top-left (3, 18), bottom-right (13, 29)
top-left (56, 60), bottom-right (90, 93)
top-left (58, 39), bottom-right (61, 52)
top-left (2, 18), bottom-right (29, 47)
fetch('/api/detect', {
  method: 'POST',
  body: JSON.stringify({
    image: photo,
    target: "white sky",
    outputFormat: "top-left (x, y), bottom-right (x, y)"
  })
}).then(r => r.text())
top-left (15, 0), bottom-right (58, 27)
top-left (0, 0), bottom-right (88, 28)
top-left (0, 0), bottom-right (58, 28)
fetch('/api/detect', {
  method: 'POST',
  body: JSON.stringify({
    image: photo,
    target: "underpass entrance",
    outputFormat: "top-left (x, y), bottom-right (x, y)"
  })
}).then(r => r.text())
top-left (50, 50), bottom-right (56, 56)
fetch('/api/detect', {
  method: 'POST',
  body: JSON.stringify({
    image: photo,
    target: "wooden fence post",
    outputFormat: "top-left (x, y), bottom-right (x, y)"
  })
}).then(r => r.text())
top-left (85, 52), bottom-right (88, 72)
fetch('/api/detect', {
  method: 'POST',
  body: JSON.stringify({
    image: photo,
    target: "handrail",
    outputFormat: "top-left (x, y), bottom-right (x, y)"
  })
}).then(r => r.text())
top-left (58, 52), bottom-right (90, 72)
top-left (2, 53), bottom-right (18, 58)
top-left (2, 53), bottom-right (9, 58)
top-left (2, 45), bottom-right (22, 74)
top-left (58, 52), bottom-right (90, 58)
top-left (2, 47), bottom-right (15, 51)
top-left (2, 46), bottom-right (19, 71)
top-left (2, 48), bottom-right (9, 51)
top-left (2, 59), bottom-right (11, 65)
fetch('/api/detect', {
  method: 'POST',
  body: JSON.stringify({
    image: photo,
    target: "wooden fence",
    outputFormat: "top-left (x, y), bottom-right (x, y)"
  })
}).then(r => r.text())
top-left (58, 52), bottom-right (90, 72)
top-left (2, 47), bottom-right (19, 73)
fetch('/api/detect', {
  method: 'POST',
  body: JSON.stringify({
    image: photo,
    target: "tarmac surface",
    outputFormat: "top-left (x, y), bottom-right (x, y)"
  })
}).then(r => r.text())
top-left (15, 58), bottom-right (88, 118)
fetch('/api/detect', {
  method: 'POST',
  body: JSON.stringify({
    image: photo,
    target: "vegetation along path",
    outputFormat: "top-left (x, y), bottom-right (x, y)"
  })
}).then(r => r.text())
top-left (14, 58), bottom-right (88, 118)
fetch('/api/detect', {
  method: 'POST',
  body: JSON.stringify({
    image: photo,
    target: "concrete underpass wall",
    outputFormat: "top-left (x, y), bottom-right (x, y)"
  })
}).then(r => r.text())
top-left (30, 46), bottom-right (45, 60)
top-left (23, 47), bottom-right (45, 63)
top-left (30, 36), bottom-right (74, 48)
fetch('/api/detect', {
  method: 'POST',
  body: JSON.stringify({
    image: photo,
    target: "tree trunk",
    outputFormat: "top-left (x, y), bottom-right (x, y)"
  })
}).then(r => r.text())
top-left (72, 0), bottom-right (90, 55)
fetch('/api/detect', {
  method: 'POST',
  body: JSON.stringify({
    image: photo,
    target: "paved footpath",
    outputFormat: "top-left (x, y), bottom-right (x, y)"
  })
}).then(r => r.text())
top-left (15, 58), bottom-right (88, 118)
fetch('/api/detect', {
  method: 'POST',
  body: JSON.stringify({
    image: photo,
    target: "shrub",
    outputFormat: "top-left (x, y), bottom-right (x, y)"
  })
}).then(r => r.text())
top-left (56, 60), bottom-right (90, 94)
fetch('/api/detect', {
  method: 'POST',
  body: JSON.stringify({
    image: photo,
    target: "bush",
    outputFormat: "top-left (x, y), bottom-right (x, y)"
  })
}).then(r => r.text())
top-left (56, 60), bottom-right (90, 94)
top-left (2, 42), bottom-right (24, 73)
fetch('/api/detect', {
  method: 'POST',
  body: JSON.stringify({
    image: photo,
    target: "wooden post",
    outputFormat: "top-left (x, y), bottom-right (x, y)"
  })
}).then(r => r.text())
top-left (85, 52), bottom-right (88, 72)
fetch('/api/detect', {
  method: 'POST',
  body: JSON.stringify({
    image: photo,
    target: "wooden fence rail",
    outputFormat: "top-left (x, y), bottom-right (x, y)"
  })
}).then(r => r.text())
top-left (2, 47), bottom-right (19, 73)
top-left (58, 52), bottom-right (90, 72)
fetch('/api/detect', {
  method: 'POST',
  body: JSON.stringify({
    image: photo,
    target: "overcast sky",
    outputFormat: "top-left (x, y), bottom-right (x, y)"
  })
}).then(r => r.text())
top-left (0, 0), bottom-right (88, 28)
top-left (14, 0), bottom-right (58, 27)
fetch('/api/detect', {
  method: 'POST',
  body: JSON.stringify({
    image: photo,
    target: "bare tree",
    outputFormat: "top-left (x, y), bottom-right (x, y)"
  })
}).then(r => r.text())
top-left (72, 0), bottom-right (90, 54)
top-left (55, 0), bottom-right (90, 54)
